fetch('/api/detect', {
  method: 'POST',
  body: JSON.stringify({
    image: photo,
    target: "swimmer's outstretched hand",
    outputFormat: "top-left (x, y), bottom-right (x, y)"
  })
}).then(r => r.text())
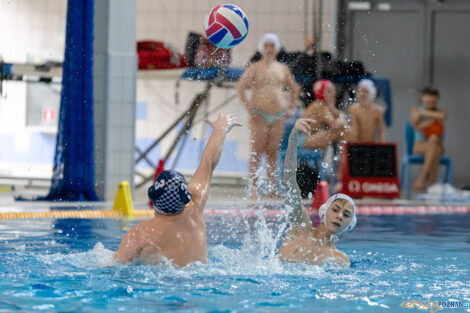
top-left (206, 113), bottom-right (242, 134)
top-left (291, 118), bottom-right (314, 137)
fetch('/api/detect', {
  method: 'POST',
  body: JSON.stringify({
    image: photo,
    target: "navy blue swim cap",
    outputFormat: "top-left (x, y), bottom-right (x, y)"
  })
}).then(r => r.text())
top-left (148, 170), bottom-right (192, 215)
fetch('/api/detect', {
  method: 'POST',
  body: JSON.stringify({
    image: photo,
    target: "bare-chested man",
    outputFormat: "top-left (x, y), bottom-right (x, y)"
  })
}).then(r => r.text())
top-left (278, 118), bottom-right (357, 268)
top-left (300, 80), bottom-right (347, 150)
top-left (237, 33), bottom-right (299, 199)
top-left (349, 79), bottom-right (385, 143)
top-left (114, 114), bottom-right (241, 267)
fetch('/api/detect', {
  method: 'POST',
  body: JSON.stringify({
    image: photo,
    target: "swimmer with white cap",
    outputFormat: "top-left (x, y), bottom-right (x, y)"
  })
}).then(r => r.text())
top-left (237, 33), bottom-right (299, 199)
top-left (114, 113), bottom-right (241, 267)
top-left (349, 79), bottom-right (386, 143)
top-left (278, 118), bottom-right (357, 268)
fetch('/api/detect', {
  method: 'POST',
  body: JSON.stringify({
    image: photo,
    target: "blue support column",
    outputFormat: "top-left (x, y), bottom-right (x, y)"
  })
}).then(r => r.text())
top-left (46, 0), bottom-right (98, 201)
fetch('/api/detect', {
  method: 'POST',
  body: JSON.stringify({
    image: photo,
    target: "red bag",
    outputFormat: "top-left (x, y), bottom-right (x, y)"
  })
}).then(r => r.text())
top-left (137, 40), bottom-right (188, 70)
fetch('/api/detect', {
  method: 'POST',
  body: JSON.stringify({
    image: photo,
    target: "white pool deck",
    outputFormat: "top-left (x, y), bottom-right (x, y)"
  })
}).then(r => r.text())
top-left (0, 183), bottom-right (467, 215)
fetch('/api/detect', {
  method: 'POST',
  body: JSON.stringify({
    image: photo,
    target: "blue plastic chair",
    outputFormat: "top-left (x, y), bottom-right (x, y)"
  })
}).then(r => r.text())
top-left (400, 121), bottom-right (453, 199)
top-left (278, 118), bottom-right (326, 182)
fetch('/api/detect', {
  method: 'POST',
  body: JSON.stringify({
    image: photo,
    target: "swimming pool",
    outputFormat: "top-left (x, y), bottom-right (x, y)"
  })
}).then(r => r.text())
top-left (1, 207), bottom-right (469, 312)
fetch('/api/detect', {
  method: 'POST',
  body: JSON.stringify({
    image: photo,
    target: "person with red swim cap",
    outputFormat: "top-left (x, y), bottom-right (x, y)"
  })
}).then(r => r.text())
top-left (300, 80), bottom-right (349, 150)
top-left (313, 79), bottom-right (332, 101)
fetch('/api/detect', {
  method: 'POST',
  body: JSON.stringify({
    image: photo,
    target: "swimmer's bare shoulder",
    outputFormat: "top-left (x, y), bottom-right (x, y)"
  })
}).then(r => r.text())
top-left (114, 222), bottom-right (144, 263)
top-left (348, 103), bottom-right (359, 114)
top-left (373, 103), bottom-right (385, 117)
top-left (332, 247), bottom-right (351, 268)
top-left (114, 218), bottom-right (168, 264)
top-left (301, 101), bottom-right (320, 118)
top-left (249, 60), bottom-right (262, 70)
top-left (278, 62), bottom-right (291, 75)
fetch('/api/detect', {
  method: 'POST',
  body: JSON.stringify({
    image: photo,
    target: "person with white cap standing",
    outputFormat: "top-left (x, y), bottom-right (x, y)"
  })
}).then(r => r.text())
top-left (278, 118), bottom-right (357, 268)
top-left (237, 33), bottom-right (299, 199)
top-left (349, 79), bottom-right (386, 143)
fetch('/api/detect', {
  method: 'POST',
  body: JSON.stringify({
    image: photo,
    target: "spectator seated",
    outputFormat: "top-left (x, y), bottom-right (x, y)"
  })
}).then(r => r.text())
top-left (400, 121), bottom-right (453, 199)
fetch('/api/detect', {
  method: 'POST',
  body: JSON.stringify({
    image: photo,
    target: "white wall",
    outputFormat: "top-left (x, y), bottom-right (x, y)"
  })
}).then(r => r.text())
top-left (0, 0), bottom-right (338, 179)
top-left (0, 0), bottom-right (66, 178)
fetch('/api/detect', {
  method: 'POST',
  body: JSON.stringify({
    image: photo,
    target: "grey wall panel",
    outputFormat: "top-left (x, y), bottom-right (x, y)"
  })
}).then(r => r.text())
top-left (432, 11), bottom-right (470, 185)
top-left (349, 9), bottom-right (425, 166)
top-left (346, 0), bottom-right (470, 186)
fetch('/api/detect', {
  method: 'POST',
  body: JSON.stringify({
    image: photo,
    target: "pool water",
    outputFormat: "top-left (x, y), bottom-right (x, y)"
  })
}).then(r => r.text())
top-left (0, 209), bottom-right (469, 312)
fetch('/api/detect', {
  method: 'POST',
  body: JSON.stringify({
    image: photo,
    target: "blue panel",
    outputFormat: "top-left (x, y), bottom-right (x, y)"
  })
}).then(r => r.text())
top-left (373, 77), bottom-right (392, 127)
top-left (0, 133), bottom-right (55, 164)
top-left (135, 130), bottom-right (247, 173)
top-left (136, 101), bottom-right (147, 120)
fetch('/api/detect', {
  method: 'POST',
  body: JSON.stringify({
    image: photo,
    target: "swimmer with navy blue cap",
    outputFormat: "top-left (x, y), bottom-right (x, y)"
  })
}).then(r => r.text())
top-left (148, 170), bottom-right (192, 216)
top-left (278, 118), bottom-right (357, 268)
top-left (115, 113), bottom-right (242, 267)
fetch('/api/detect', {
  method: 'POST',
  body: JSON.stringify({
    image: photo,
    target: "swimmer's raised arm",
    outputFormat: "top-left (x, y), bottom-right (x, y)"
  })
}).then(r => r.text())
top-left (236, 64), bottom-right (255, 110)
top-left (284, 118), bottom-right (314, 230)
top-left (188, 114), bottom-right (242, 211)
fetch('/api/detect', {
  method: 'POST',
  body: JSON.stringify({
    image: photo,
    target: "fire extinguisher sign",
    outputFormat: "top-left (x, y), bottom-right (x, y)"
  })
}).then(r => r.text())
top-left (42, 108), bottom-right (55, 123)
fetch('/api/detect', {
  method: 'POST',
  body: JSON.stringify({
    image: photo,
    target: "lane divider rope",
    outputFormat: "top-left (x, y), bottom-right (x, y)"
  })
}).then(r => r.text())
top-left (1, 206), bottom-right (469, 220)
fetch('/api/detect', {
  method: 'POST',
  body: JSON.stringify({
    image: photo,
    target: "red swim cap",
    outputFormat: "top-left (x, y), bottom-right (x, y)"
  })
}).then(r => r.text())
top-left (313, 79), bottom-right (333, 101)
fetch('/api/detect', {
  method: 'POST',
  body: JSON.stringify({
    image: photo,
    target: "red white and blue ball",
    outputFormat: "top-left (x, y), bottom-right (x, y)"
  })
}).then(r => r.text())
top-left (204, 4), bottom-right (249, 49)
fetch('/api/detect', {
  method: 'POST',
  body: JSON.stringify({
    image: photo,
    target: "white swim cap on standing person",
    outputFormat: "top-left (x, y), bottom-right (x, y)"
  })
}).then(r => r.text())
top-left (258, 33), bottom-right (281, 53)
top-left (318, 193), bottom-right (357, 235)
top-left (358, 79), bottom-right (377, 102)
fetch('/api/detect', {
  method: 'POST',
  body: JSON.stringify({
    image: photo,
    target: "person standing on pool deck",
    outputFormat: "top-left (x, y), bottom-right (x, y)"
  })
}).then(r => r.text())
top-left (349, 79), bottom-right (386, 143)
top-left (114, 113), bottom-right (241, 267)
top-left (237, 33), bottom-right (299, 199)
top-left (278, 118), bottom-right (357, 268)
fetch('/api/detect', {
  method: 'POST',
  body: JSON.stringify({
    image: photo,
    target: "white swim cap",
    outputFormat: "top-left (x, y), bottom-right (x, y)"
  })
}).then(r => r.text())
top-left (318, 193), bottom-right (357, 235)
top-left (358, 79), bottom-right (377, 102)
top-left (258, 33), bottom-right (281, 53)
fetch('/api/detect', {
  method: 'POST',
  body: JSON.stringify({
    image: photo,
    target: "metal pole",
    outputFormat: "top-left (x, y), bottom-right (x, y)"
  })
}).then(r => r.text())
top-left (336, 0), bottom-right (348, 60)
top-left (314, 0), bottom-right (322, 79)
top-left (304, 0), bottom-right (309, 41)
